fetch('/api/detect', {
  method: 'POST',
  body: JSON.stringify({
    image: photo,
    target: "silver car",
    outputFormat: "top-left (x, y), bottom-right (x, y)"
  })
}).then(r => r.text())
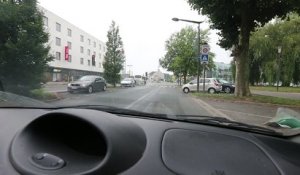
top-left (182, 78), bottom-right (222, 94)
top-left (121, 78), bottom-right (135, 87)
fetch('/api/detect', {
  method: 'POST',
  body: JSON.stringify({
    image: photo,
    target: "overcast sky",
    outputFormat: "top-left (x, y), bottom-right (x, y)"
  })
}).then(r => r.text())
top-left (38, 0), bottom-right (232, 75)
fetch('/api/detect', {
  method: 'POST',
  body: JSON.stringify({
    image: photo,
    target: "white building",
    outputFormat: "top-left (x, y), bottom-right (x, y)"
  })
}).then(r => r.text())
top-left (39, 6), bottom-right (106, 82)
top-left (149, 69), bottom-right (165, 82)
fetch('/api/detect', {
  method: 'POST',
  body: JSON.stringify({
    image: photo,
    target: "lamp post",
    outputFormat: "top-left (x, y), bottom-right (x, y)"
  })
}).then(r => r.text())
top-left (172, 17), bottom-right (203, 92)
top-left (276, 46), bottom-right (282, 92)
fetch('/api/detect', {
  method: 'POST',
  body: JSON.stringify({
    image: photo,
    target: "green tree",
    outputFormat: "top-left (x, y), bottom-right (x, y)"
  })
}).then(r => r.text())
top-left (249, 13), bottom-right (300, 86)
top-left (187, 0), bottom-right (300, 96)
top-left (159, 26), bottom-right (215, 84)
top-left (0, 0), bottom-right (52, 95)
top-left (103, 21), bottom-right (125, 87)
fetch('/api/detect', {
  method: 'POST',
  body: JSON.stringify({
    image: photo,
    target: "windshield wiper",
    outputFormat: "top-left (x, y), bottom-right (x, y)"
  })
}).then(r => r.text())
top-left (175, 115), bottom-right (282, 136)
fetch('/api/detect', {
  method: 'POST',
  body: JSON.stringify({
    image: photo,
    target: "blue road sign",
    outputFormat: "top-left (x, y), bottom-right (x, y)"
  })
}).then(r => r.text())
top-left (200, 54), bottom-right (209, 62)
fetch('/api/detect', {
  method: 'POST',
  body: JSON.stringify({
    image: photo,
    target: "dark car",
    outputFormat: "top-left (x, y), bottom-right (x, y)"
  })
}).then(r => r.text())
top-left (67, 75), bottom-right (106, 93)
top-left (218, 79), bottom-right (235, 93)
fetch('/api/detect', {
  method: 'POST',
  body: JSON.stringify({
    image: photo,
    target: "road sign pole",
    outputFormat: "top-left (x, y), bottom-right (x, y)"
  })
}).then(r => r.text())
top-left (197, 24), bottom-right (200, 92)
top-left (203, 63), bottom-right (206, 92)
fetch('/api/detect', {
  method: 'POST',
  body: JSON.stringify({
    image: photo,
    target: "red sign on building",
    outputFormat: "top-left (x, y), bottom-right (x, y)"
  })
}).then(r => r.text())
top-left (65, 46), bottom-right (69, 61)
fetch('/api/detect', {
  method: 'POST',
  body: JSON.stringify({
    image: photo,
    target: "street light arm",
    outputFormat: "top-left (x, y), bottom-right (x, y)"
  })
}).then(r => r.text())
top-left (172, 17), bottom-right (203, 24)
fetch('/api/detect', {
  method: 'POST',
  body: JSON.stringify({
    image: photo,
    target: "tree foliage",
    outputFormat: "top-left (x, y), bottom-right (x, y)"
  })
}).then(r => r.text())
top-left (0, 0), bottom-right (52, 95)
top-left (187, 0), bottom-right (300, 96)
top-left (159, 26), bottom-right (215, 84)
top-left (103, 21), bottom-right (125, 87)
top-left (249, 13), bottom-right (300, 86)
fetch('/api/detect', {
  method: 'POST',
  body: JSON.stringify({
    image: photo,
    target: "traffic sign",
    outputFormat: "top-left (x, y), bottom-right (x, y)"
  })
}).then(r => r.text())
top-left (200, 54), bottom-right (209, 63)
top-left (201, 44), bottom-right (210, 54)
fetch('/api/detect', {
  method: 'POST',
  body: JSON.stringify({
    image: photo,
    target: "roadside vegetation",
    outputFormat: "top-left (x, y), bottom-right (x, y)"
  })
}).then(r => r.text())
top-left (0, 0), bottom-right (53, 96)
top-left (103, 21), bottom-right (125, 87)
top-left (30, 89), bottom-right (59, 101)
top-left (159, 27), bottom-right (215, 84)
top-left (250, 86), bottom-right (300, 93)
top-left (192, 93), bottom-right (300, 107)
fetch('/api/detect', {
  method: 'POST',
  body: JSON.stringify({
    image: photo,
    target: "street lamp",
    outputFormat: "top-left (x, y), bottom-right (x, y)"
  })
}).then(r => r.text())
top-left (276, 46), bottom-right (282, 92)
top-left (172, 17), bottom-right (203, 92)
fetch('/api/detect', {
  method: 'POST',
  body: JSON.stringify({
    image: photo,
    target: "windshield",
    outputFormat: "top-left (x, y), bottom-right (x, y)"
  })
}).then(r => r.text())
top-left (1, 0), bottom-right (300, 136)
top-left (79, 76), bottom-right (96, 81)
top-left (218, 79), bottom-right (229, 84)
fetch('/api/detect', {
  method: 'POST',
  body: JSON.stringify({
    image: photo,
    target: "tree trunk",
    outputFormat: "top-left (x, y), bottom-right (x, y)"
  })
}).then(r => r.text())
top-left (235, 9), bottom-right (251, 97)
top-left (183, 74), bottom-right (187, 84)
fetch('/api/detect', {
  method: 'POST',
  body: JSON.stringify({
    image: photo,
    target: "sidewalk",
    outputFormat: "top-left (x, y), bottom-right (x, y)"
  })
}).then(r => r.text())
top-left (43, 82), bottom-right (67, 93)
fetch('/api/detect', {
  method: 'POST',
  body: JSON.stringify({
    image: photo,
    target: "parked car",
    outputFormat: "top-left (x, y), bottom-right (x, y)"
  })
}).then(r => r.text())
top-left (67, 75), bottom-right (106, 93)
top-left (218, 79), bottom-right (235, 93)
top-left (121, 78), bottom-right (135, 87)
top-left (182, 78), bottom-right (222, 94)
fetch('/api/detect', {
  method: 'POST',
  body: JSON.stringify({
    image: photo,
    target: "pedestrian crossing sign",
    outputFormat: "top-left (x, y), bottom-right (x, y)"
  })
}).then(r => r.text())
top-left (200, 54), bottom-right (209, 63)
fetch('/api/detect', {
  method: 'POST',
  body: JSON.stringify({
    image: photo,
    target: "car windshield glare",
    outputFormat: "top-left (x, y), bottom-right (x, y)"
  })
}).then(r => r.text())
top-left (218, 79), bottom-right (227, 84)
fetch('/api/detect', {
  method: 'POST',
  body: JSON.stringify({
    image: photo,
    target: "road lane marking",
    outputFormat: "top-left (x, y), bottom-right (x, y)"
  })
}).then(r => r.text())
top-left (192, 98), bottom-right (232, 120)
top-left (218, 109), bottom-right (273, 119)
top-left (126, 87), bottom-right (160, 109)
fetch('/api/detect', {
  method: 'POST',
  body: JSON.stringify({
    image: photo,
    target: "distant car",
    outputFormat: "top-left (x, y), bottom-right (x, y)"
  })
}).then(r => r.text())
top-left (67, 75), bottom-right (106, 93)
top-left (218, 79), bottom-right (235, 93)
top-left (121, 78), bottom-right (135, 87)
top-left (182, 78), bottom-right (222, 94)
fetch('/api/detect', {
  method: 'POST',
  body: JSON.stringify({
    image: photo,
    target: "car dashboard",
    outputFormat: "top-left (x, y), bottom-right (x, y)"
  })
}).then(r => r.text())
top-left (0, 108), bottom-right (299, 175)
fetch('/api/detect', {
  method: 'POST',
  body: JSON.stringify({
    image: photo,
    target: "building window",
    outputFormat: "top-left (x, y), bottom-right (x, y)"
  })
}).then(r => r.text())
top-left (43, 16), bottom-right (48, 27)
top-left (80, 58), bottom-right (84, 65)
top-left (103, 47), bottom-right (105, 52)
top-left (88, 60), bottom-right (91, 66)
top-left (87, 49), bottom-right (90, 56)
top-left (68, 55), bottom-right (72, 62)
top-left (80, 46), bottom-right (84, 53)
top-left (93, 41), bottom-right (96, 47)
top-left (99, 44), bottom-right (102, 50)
top-left (67, 28), bottom-right (72, 37)
top-left (56, 22), bottom-right (61, 32)
top-left (55, 52), bottom-right (61, 60)
top-left (88, 39), bottom-right (91, 45)
top-left (55, 37), bottom-right (61, 46)
top-left (67, 41), bottom-right (72, 49)
top-left (80, 35), bottom-right (84, 42)
top-left (99, 54), bottom-right (101, 59)
top-left (99, 63), bottom-right (101, 68)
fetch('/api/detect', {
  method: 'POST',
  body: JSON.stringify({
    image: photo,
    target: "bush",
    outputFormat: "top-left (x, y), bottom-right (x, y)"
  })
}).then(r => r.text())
top-left (30, 89), bottom-right (58, 101)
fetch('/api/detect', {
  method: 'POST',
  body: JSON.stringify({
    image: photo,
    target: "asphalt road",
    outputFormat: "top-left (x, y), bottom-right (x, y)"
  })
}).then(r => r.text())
top-left (51, 82), bottom-right (300, 126)
top-left (53, 82), bottom-right (222, 117)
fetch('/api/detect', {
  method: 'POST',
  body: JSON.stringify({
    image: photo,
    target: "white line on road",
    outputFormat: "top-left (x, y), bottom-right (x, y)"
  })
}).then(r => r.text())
top-left (218, 109), bottom-right (273, 119)
top-left (192, 98), bottom-right (232, 120)
top-left (125, 87), bottom-right (160, 109)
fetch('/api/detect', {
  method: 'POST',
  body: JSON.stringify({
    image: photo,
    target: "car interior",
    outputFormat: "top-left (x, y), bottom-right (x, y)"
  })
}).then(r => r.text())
top-left (1, 107), bottom-right (300, 175)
